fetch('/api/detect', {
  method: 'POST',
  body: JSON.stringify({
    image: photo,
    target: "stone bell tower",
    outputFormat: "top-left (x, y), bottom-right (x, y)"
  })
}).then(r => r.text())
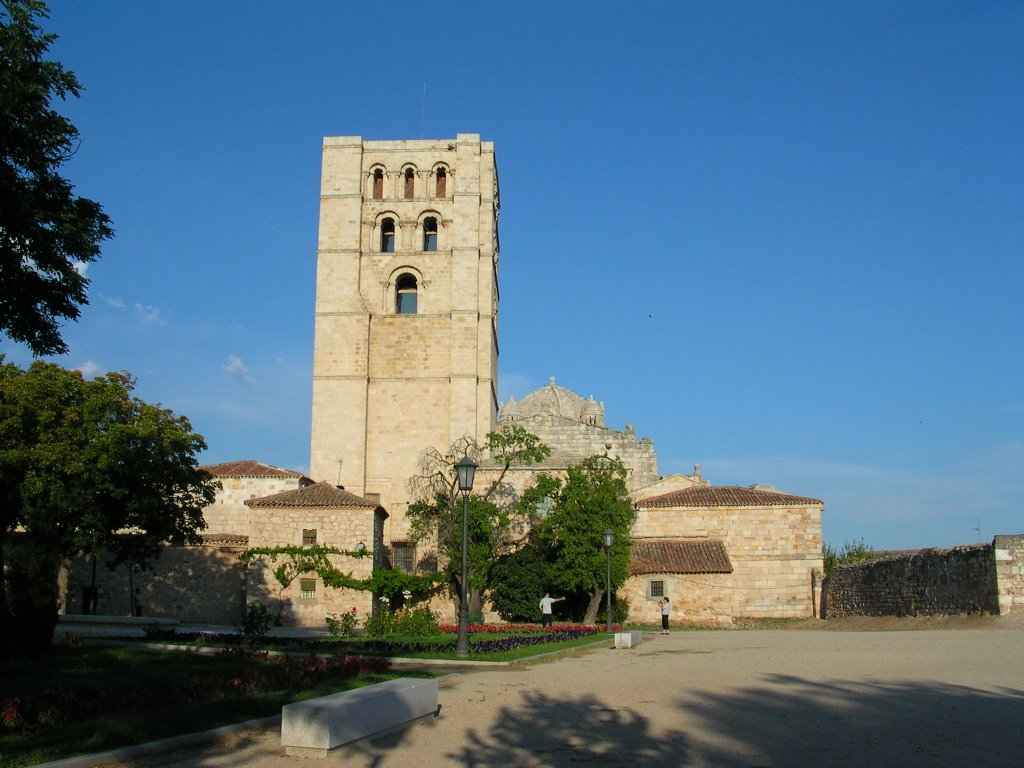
top-left (309, 134), bottom-right (499, 536)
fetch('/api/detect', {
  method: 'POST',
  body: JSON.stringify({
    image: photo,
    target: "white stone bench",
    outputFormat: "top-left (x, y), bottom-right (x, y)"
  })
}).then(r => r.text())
top-left (614, 630), bottom-right (643, 648)
top-left (281, 677), bottom-right (438, 757)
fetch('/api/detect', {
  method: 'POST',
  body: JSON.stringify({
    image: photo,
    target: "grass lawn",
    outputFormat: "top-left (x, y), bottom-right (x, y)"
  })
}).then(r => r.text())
top-left (0, 645), bottom-right (397, 768)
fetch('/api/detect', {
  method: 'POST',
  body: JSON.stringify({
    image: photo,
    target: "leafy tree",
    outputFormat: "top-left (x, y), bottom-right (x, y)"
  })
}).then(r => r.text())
top-left (1, 0), bottom-right (113, 355)
top-left (488, 531), bottom-right (553, 622)
top-left (406, 426), bottom-right (551, 615)
top-left (535, 455), bottom-right (636, 624)
top-left (0, 359), bottom-right (217, 651)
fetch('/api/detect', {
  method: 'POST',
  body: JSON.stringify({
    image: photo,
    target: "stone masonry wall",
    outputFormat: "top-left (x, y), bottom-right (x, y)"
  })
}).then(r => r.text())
top-left (826, 544), bottom-right (1000, 617)
top-left (203, 475), bottom-right (305, 534)
top-left (994, 534), bottom-right (1024, 614)
top-left (631, 503), bottom-right (823, 621)
top-left (246, 506), bottom-right (377, 627)
top-left (66, 545), bottom-right (247, 624)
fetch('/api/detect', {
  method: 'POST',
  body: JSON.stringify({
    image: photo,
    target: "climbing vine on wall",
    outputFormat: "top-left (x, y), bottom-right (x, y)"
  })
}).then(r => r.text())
top-left (238, 545), bottom-right (442, 601)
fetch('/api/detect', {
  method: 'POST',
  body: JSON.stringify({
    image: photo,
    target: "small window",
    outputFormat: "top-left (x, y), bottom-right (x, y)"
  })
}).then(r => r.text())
top-left (423, 217), bottom-right (438, 251)
top-left (396, 274), bottom-right (418, 314)
top-left (302, 529), bottom-right (317, 546)
top-left (300, 579), bottom-right (316, 599)
top-left (650, 580), bottom-right (664, 598)
top-left (404, 168), bottom-right (415, 198)
top-left (392, 542), bottom-right (416, 573)
top-left (380, 217), bottom-right (395, 252)
top-left (372, 169), bottom-right (384, 200)
top-left (435, 168), bottom-right (446, 197)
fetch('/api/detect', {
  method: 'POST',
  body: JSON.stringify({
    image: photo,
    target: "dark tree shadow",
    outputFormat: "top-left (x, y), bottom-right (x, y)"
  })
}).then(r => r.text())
top-left (674, 674), bottom-right (1024, 768)
top-left (446, 689), bottom-right (692, 767)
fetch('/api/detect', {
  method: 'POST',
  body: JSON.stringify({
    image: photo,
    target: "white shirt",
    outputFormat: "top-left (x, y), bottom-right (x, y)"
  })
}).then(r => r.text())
top-left (539, 596), bottom-right (556, 614)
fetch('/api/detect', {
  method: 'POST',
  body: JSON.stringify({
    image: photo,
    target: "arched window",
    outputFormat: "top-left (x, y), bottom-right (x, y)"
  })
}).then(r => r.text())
top-left (372, 169), bottom-right (384, 200)
top-left (423, 217), bottom-right (438, 251)
top-left (435, 168), bottom-right (446, 197)
top-left (404, 168), bottom-right (415, 199)
top-left (395, 274), bottom-right (417, 314)
top-left (380, 218), bottom-right (395, 252)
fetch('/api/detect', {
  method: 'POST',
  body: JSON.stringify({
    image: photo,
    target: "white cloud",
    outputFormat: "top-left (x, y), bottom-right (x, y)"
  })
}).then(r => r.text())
top-left (104, 295), bottom-right (127, 309)
top-left (134, 303), bottom-right (166, 325)
top-left (75, 360), bottom-right (104, 378)
top-left (72, 260), bottom-right (89, 276)
top-left (223, 354), bottom-right (254, 383)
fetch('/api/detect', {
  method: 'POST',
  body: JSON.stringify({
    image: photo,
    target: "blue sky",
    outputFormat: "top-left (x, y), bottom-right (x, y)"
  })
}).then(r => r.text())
top-left (2, 1), bottom-right (1021, 550)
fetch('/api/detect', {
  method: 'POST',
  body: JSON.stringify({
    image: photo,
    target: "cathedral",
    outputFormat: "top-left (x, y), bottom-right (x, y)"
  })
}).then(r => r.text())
top-left (66, 134), bottom-right (824, 627)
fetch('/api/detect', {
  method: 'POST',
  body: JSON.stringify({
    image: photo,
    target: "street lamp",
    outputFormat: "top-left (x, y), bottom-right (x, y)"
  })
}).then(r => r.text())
top-left (454, 453), bottom-right (478, 658)
top-left (603, 528), bottom-right (615, 633)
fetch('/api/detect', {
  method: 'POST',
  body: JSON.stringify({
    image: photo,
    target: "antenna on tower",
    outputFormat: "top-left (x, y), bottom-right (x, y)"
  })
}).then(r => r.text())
top-left (973, 518), bottom-right (982, 543)
top-left (420, 83), bottom-right (427, 138)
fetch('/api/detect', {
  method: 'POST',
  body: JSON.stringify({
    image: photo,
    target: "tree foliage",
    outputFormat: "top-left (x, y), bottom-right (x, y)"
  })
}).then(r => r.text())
top-left (494, 454), bottom-right (636, 624)
top-left (1, 0), bottom-right (113, 355)
top-left (0, 359), bottom-right (217, 650)
top-left (488, 532), bottom-right (553, 622)
top-left (406, 426), bottom-right (551, 610)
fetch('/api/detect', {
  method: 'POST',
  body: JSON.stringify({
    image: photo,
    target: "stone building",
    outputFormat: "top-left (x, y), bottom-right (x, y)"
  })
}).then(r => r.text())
top-left (495, 377), bottom-right (659, 494)
top-left (309, 134), bottom-right (500, 544)
top-left (65, 134), bottom-right (825, 628)
top-left (628, 485), bottom-right (825, 625)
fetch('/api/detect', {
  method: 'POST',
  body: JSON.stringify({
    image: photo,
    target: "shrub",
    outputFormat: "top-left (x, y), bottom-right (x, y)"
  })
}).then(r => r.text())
top-left (325, 608), bottom-right (359, 640)
top-left (395, 606), bottom-right (439, 637)
top-left (239, 603), bottom-right (272, 645)
top-left (363, 607), bottom-right (398, 639)
top-left (823, 538), bottom-right (875, 577)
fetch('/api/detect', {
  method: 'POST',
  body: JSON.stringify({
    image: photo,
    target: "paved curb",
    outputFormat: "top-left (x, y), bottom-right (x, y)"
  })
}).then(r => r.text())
top-left (32, 714), bottom-right (281, 768)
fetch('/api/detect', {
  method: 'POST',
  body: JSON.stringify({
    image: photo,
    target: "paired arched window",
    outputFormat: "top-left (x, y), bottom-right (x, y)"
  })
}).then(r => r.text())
top-left (372, 169), bottom-right (384, 200)
top-left (395, 274), bottom-right (418, 314)
top-left (435, 168), bottom-right (446, 197)
top-left (380, 218), bottom-right (395, 252)
top-left (423, 217), bottom-right (438, 251)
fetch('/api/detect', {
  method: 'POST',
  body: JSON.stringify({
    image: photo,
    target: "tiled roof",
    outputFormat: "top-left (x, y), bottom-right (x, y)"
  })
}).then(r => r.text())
top-left (200, 459), bottom-right (311, 481)
top-left (636, 485), bottom-right (822, 508)
top-left (245, 482), bottom-right (379, 509)
top-left (629, 539), bottom-right (733, 576)
top-left (200, 533), bottom-right (250, 546)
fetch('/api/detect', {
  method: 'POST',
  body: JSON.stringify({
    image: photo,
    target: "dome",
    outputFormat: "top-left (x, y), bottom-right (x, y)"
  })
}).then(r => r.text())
top-left (504, 377), bottom-right (599, 424)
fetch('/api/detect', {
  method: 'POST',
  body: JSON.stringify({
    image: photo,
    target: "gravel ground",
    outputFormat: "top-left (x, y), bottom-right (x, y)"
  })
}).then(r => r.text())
top-left (67, 615), bottom-right (1024, 768)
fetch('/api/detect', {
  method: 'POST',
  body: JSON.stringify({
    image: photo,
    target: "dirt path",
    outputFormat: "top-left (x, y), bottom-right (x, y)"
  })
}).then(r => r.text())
top-left (84, 619), bottom-right (1024, 768)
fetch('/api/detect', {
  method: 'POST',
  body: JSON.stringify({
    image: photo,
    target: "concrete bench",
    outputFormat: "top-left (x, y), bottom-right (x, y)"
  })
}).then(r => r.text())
top-left (281, 677), bottom-right (438, 757)
top-left (57, 614), bottom-right (179, 637)
top-left (614, 630), bottom-right (643, 648)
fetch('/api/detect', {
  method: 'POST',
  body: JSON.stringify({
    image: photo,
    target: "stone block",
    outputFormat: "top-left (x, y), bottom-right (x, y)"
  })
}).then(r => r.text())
top-left (281, 677), bottom-right (438, 757)
top-left (614, 630), bottom-right (643, 648)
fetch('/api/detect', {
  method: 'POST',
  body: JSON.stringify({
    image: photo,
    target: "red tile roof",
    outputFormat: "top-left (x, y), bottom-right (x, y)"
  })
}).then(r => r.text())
top-left (200, 460), bottom-right (311, 482)
top-left (629, 539), bottom-right (733, 576)
top-left (244, 481), bottom-right (380, 509)
top-left (636, 485), bottom-right (822, 508)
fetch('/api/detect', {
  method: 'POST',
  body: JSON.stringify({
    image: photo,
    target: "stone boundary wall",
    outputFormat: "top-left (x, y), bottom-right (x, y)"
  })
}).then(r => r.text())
top-left (825, 539), bottom-right (1024, 618)
top-left (66, 544), bottom-right (247, 624)
top-left (995, 535), bottom-right (1024, 614)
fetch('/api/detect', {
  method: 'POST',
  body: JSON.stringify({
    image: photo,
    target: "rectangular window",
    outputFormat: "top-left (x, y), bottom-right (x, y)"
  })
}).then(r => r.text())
top-left (302, 529), bottom-right (317, 546)
top-left (649, 580), bottom-right (664, 598)
top-left (300, 578), bottom-right (316, 599)
top-left (392, 542), bottom-right (416, 573)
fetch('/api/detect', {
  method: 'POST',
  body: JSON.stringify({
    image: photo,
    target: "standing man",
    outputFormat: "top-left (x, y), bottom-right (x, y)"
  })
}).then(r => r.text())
top-left (539, 592), bottom-right (565, 628)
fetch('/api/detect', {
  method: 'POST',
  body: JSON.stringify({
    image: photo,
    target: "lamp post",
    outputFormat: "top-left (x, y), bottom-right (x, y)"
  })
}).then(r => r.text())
top-left (603, 529), bottom-right (615, 633)
top-left (454, 453), bottom-right (478, 658)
